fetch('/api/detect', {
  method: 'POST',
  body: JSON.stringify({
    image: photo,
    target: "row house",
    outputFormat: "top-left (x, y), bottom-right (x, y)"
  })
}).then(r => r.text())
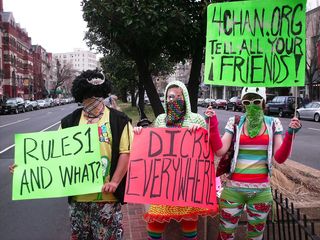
top-left (0, 11), bottom-right (33, 99)
top-left (0, 0), bottom-right (53, 100)
top-left (32, 45), bottom-right (51, 100)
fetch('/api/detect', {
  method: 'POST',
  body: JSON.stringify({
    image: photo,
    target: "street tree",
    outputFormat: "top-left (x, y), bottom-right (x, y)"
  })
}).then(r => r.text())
top-left (82, 0), bottom-right (201, 117)
top-left (101, 46), bottom-right (175, 119)
top-left (100, 48), bottom-right (138, 106)
top-left (52, 59), bottom-right (75, 98)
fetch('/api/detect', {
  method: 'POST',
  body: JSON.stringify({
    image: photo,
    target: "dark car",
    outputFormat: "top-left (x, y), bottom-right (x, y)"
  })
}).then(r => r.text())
top-left (1, 97), bottom-right (25, 114)
top-left (266, 96), bottom-right (303, 117)
top-left (226, 96), bottom-right (243, 111)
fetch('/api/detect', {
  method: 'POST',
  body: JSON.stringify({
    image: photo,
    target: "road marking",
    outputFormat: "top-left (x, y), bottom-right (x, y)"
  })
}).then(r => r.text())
top-left (308, 128), bottom-right (320, 132)
top-left (0, 118), bottom-right (30, 128)
top-left (0, 121), bottom-right (61, 154)
top-left (0, 144), bottom-right (14, 154)
top-left (40, 121), bottom-right (60, 132)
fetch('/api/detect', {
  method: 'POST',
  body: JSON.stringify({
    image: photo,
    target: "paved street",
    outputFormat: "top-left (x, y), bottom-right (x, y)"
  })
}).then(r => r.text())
top-left (0, 104), bottom-right (319, 239)
top-left (0, 104), bottom-right (78, 240)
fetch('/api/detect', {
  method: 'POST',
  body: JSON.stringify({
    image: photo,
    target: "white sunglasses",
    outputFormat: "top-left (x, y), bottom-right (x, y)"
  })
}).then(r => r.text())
top-left (242, 99), bottom-right (263, 106)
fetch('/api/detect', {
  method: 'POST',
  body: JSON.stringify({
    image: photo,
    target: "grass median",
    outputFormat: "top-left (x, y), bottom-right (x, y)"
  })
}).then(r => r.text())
top-left (117, 101), bottom-right (156, 126)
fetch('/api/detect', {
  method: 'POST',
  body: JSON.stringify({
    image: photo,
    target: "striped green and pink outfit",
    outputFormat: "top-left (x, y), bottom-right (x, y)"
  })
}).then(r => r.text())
top-left (218, 115), bottom-right (283, 240)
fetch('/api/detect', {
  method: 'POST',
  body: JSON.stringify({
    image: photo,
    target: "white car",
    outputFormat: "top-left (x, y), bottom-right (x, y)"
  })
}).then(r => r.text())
top-left (37, 99), bottom-right (48, 108)
top-left (297, 102), bottom-right (320, 122)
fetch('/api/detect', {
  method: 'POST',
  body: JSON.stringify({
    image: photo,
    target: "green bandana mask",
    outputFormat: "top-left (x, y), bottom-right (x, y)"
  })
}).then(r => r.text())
top-left (245, 104), bottom-right (264, 138)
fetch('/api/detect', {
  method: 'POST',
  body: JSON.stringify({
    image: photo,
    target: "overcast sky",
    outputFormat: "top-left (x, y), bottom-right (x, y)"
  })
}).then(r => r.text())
top-left (4, 0), bottom-right (89, 54)
top-left (4, 0), bottom-right (320, 55)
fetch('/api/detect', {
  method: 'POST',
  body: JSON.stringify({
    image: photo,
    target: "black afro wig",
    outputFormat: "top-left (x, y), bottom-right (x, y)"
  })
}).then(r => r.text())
top-left (71, 69), bottom-right (112, 103)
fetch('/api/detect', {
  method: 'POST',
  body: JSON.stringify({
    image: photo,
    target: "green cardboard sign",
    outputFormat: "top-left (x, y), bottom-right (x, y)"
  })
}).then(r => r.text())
top-left (204, 0), bottom-right (306, 87)
top-left (13, 124), bottom-right (103, 200)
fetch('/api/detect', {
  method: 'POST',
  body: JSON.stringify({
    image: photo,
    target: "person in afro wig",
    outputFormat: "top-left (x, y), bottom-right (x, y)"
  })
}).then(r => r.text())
top-left (60, 68), bottom-right (133, 239)
top-left (71, 68), bottom-right (112, 103)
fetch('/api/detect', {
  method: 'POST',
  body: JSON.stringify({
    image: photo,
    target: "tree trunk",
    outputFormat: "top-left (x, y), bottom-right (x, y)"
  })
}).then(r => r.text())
top-left (138, 81), bottom-right (147, 119)
top-left (136, 59), bottom-right (164, 117)
top-left (187, 1), bottom-right (206, 113)
top-left (130, 79), bottom-right (136, 107)
top-left (130, 91), bottom-right (136, 107)
top-left (188, 44), bottom-right (204, 113)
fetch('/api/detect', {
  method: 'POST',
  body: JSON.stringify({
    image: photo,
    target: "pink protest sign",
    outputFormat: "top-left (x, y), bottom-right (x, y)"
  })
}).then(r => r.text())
top-left (125, 128), bottom-right (218, 210)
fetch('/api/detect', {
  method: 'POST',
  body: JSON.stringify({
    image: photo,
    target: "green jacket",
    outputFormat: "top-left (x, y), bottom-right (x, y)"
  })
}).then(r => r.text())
top-left (154, 81), bottom-right (206, 128)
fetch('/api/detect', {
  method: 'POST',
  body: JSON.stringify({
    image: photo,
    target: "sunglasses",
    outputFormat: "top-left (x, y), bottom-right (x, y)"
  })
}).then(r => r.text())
top-left (242, 99), bottom-right (263, 106)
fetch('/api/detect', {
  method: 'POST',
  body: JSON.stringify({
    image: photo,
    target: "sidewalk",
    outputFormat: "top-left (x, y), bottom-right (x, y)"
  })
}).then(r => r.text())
top-left (122, 203), bottom-right (148, 240)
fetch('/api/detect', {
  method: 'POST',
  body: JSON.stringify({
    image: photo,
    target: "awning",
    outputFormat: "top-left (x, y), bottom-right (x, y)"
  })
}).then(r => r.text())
top-left (50, 89), bottom-right (63, 94)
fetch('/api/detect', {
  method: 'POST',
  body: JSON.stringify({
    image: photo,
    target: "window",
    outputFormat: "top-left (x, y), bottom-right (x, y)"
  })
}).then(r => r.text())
top-left (287, 97), bottom-right (294, 103)
top-left (277, 97), bottom-right (285, 103)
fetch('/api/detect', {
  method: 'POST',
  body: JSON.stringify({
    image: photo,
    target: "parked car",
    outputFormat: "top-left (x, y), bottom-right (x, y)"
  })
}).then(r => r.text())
top-left (37, 99), bottom-right (49, 108)
top-left (30, 100), bottom-right (40, 110)
top-left (24, 100), bottom-right (34, 111)
top-left (225, 96), bottom-right (243, 111)
top-left (202, 98), bottom-right (216, 108)
top-left (53, 98), bottom-right (61, 106)
top-left (197, 98), bottom-right (205, 107)
top-left (297, 101), bottom-right (320, 122)
top-left (215, 99), bottom-right (227, 109)
top-left (60, 98), bottom-right (68, 105)
top-left (0, 97), bottom-right (25, 114)
top-left (45, 98), bottom-right (54, 107)
top-left (266, 96), bottom-right (303, 117)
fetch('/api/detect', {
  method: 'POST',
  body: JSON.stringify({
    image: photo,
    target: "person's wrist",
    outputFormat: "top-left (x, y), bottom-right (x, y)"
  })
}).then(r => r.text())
top-left (209, 115), bottom-right (218, 128)
top-left (288, 126), bottom-right (300, 135)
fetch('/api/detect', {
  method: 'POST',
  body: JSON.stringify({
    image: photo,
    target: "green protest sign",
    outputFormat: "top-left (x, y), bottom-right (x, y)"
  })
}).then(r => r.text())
top-left (13, 124), bottom-right (103, 200)
top-left (204, 0), bottom-right (306, 87)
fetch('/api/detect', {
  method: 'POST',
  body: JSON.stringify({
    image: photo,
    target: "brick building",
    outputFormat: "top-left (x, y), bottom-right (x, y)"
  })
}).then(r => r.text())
top-left (0, 0), bottom-right (55, 100)
top-left (0, 1), bottom-right (34, 99)
top-left (32, 45), bottom-right (52, 99)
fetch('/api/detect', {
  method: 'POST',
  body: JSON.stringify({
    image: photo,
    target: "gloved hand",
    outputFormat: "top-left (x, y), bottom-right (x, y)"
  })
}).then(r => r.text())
top-left (288, 117), bottom-right (301, 134)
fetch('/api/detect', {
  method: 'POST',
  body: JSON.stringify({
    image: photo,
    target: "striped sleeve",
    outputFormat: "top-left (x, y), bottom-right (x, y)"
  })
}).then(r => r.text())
top-left (273, 117), bottom-right (283, 134)
top-left (225, 117), bottom-right (235, 134)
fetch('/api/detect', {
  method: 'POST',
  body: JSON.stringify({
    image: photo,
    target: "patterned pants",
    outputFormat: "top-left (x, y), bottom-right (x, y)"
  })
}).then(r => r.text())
top-left (218, 188), bottom-right (272, 240)
top-left (147, 220), bottom-right (198, 240)
top-left (69, 201), bottom-right (123, 240)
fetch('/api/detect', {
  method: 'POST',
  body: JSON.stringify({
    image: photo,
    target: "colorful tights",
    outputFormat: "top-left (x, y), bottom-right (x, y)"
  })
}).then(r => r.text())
top-left (147, 220), bottom-right (198, 240)
top-left (218, 198), bottom-right (272, 240)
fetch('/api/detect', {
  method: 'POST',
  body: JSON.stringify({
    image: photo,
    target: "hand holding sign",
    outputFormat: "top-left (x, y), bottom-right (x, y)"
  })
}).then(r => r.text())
top-left (9, 164), bottom-right (17, 174)
top-left (102, 181), bottom-right (119, 193)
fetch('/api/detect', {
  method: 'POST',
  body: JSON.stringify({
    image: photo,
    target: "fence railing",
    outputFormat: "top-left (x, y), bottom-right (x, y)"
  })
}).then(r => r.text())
top-left (263, 189), bottom-right (320, 240)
